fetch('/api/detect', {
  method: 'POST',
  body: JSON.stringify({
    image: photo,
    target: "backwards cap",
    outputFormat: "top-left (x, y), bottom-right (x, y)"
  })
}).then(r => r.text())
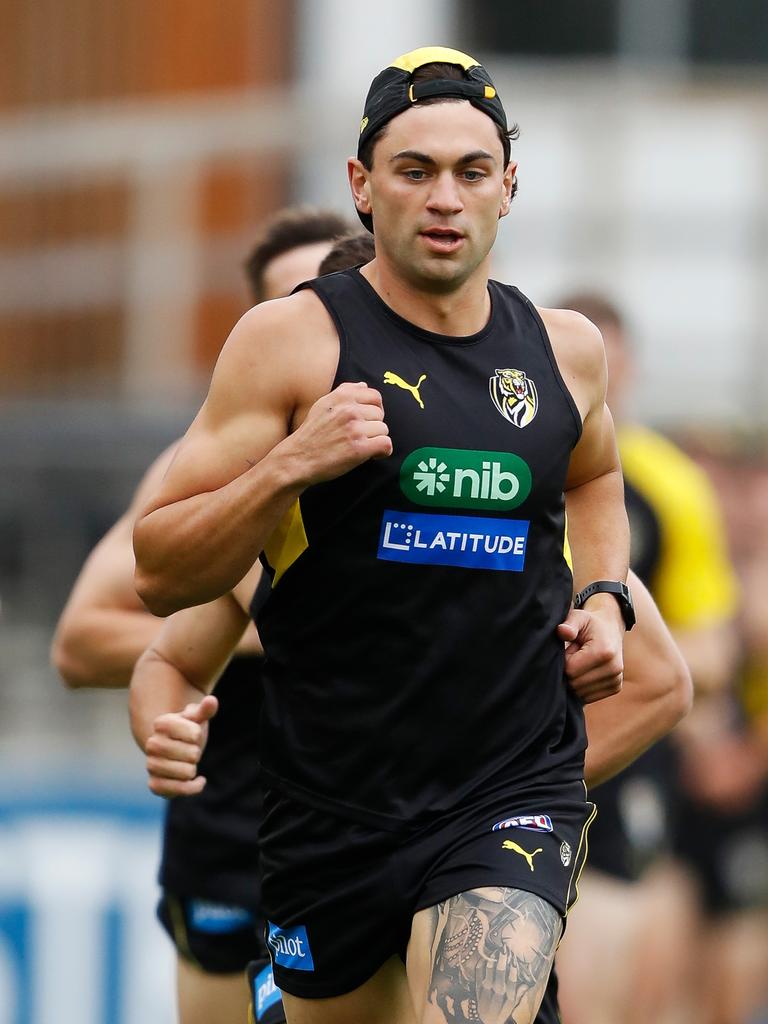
top-left (356, 46), bottom-right (509, 233)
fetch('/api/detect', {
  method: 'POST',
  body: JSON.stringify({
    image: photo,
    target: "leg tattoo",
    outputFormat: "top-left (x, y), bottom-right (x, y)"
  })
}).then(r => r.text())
top-left (426, 887), bottom-right (562, 1024)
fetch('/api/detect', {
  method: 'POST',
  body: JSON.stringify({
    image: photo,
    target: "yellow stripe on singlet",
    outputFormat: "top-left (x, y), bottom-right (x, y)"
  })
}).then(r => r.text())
top-left (263, 500), bottom-right (309, 586)
top-left (563, 514), bottom-right (573, 573)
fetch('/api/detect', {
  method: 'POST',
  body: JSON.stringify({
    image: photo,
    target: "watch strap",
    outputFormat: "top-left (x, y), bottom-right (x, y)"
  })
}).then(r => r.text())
top-left (573, 580), bottom-right (635, 630)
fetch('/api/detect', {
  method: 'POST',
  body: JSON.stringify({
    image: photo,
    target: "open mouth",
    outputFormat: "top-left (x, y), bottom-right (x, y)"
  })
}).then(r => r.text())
top-left (420, 228), bottom-right (464, 253)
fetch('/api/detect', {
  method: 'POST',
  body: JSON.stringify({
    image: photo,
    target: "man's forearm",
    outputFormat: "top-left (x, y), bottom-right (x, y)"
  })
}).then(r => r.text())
top-left (559, 469), bottom-right (632, 704)
top-left (133, 445), bottom-right (303, 616)
top-left (585, 684), bottom-right (687, 787)
top-left (129, 649), bottom-right (211, 751)
top-left (566, 468), bottom-right (630, 593)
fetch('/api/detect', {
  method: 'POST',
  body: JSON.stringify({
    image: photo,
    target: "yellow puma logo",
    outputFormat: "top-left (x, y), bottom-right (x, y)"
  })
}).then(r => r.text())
top-left (383, 371), bottom-right (427, 410)
top-left (502, 840), bottom-right (543, 871)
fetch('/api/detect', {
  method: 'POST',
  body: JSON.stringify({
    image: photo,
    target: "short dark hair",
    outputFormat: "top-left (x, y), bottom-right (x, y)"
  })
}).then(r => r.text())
top-left (358, 62), bottom-right (519, 202)
top-left (244, 207), bottom-right (352, 301)
top-left (318, 233), bottom-right (376, 275)
top-left (556, 292), bottom-right (626, 334)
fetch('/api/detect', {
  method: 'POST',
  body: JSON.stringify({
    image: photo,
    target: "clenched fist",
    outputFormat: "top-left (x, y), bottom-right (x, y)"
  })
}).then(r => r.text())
top-left (144, 695), bottom-right (219, 798)
top-left (559, 605), bottom-right (624, 704)
top-left (288, 381), bottom-right (392, 486)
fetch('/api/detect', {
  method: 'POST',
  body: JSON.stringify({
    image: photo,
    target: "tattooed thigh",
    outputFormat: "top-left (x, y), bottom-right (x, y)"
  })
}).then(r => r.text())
top-left (412, 887), bottom-right (562, 1024)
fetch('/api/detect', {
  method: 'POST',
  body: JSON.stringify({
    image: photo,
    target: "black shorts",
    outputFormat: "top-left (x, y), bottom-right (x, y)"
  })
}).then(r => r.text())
top-left (259, 780), bottom-right (595, 999)
top-left (157, 891), bottom-right (267, 974)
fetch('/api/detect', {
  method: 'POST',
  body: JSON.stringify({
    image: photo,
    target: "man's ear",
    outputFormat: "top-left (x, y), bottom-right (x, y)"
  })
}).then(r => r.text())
top-left (348, 158), bottom-right (372, 218)
top-left (500, 160), bottom-right (518, 219)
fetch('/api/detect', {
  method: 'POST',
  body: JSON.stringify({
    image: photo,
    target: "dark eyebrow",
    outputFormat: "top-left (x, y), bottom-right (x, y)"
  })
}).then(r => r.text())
top-left (389, 149), bottom-right (496, 165)
top-left (458, 150), bottom-right (496, 165)
top-left (390, 150), bottom-right (436, 165)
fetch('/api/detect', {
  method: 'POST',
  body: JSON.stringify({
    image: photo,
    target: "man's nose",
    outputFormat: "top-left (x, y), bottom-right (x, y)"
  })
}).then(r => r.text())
top-left (426, 172), bottom-right (463, 215)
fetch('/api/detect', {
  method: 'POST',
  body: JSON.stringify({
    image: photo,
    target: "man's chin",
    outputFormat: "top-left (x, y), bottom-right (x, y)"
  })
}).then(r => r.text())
top-left (410, 256), bottom-right (472, 294)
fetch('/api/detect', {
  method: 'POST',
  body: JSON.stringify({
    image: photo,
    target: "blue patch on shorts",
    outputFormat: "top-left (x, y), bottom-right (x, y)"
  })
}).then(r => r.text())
top-left (188, 900), bottom-right (255, 934)
top-left (267, 922), bottom-right (314, 971)
top-left (252, 962), bottom-right (282, 1019)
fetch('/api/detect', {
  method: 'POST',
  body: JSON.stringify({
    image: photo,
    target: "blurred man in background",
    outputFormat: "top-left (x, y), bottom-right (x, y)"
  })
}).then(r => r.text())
top-left (553, 293), bottom-right (740, 1024)
top-left (51, 206), bottom-right (353, 1024)
top-left (669, 443), bottom-right (768, 1024)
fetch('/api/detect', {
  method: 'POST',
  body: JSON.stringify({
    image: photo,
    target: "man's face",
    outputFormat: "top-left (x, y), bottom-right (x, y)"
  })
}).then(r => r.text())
top-left (261, 240), bottom-right (334, 301)
top-left (352, 102), bottom-right (514, 293)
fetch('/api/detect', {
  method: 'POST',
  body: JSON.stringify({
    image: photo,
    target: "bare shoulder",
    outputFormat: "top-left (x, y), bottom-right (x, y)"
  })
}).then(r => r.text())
top-left (138, 289), bottom-right (340, 511)
top-left (537, 306), bottom-right (605, 373)
top-left (207, 289), bottom-right (340, 422)
top-left (537, 306), bottom-right (607, 413)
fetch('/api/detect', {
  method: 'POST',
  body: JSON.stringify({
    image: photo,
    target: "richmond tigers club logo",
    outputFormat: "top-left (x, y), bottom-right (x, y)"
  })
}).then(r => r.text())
top-left (489, 368), bottom-right (539, 428)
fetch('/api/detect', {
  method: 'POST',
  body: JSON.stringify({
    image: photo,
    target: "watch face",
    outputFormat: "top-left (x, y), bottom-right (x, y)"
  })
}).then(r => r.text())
top-left (619, 585), bottom-right (635, 628)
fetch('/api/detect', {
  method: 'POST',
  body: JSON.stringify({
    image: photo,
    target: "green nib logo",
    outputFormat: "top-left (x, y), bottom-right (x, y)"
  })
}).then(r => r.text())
top-left (400, 448), bottom-right (532, 510)
top-left (413, 456), bottom-right (450, 496)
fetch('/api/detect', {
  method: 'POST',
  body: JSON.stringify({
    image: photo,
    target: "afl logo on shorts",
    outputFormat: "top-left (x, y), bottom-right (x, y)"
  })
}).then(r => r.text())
top-left (492, 813), bottom-right (553, 834)
top-left (489, 368), bottom-right (538, 428)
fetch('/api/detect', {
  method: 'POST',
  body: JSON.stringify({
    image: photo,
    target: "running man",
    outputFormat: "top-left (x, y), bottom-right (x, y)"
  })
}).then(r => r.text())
top-left (134, 47), bottom-right (638, 1023)
top-left (55, 224), bottom-right (687, 1024)
top-left (133, 231), bottom-right (690, 1024)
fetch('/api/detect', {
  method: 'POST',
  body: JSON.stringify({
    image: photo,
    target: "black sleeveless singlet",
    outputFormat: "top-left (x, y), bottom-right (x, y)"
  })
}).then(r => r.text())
top-left (255, 268), bottom-right (586, 829)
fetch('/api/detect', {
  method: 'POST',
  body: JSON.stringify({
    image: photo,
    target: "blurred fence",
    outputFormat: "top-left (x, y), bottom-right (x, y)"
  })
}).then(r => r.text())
top-left (0, 400), bottom-right (191, 625)
top-left (0, 777), bottom-right (173, 1024)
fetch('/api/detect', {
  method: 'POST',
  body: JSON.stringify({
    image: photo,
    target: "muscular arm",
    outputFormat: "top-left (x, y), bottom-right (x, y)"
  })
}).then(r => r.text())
top-left (133, 294), bottom-right (392, 616)
top-left (129, 565), bottom-right (260, 795)
top-left (50, 445), bottom-right (177, 688)
top-left (546, 309), bottom-right (630, 697)
top-left (553, 311), bottom-right (629, 598)
top-left (583, 572), bottom-right (692, 787)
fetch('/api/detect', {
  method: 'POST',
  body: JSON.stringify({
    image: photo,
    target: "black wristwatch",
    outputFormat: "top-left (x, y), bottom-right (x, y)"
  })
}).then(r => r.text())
top-left (573, 580), bottom-right (635, 631)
